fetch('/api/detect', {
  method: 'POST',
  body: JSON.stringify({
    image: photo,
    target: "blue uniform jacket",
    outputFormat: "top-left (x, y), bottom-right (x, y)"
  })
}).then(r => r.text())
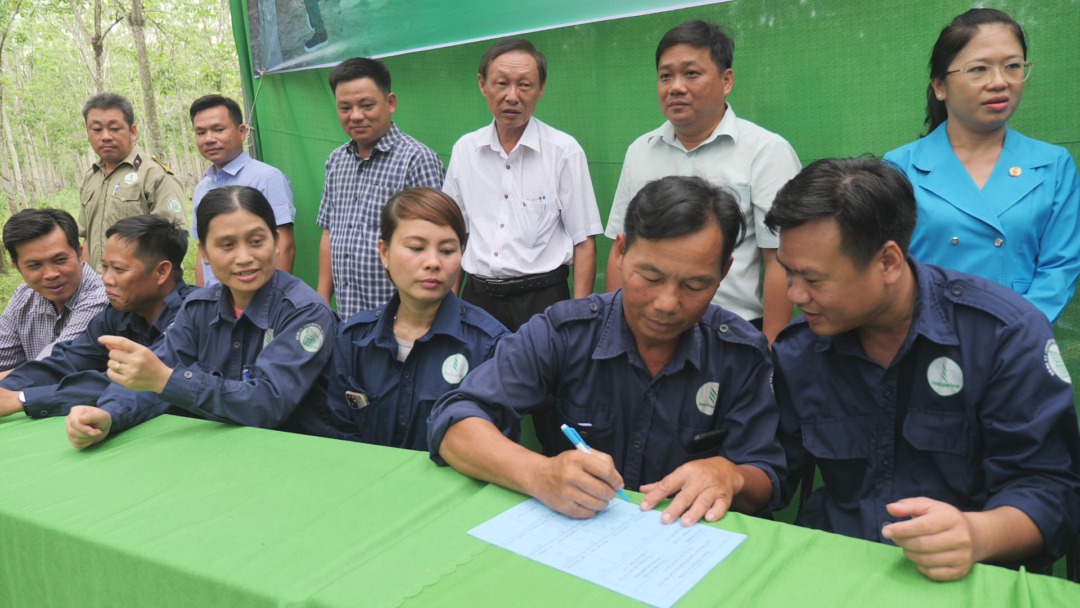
top-left (428, 291), bottom-right (786, 496)
top-left (327, 292), bottom-right (507, 450)
top-left (885, 124), bottom-right (1080, 321)
top-left (97, 271), bottom-right (339, 436)
top-left (0, 281), bottom-right (195, 418)
top-left (773, 259), bottom-right (1080, 558)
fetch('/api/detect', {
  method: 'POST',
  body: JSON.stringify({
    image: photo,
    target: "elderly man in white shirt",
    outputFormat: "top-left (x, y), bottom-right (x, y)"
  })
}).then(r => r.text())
top-left (443, 38), bottom-right (602, 331)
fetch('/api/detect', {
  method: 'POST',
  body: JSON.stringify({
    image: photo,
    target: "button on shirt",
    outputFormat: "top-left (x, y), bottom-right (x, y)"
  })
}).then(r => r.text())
top-left (428, 292), bottom-right (786, 494)
top-left (192, 152), bottom-right (296, 287)
top-left (79, 146), bottom-right (188, 270)
top-left (327, 292), bottom-right (507, 450)
top-left (316, 124), bottom-right (445, 318)
top-left (96, 271), bottom-right (339, 437)
top-left (0, 263), bottom-right (108, 371)
top-left (0, 282), bottom-right (195, 418)
top-left (604, 105), bottom-right (801, 321)
top-left (773, 260), bottom-right (1080, 558)
top-left (442, 118), bottom-right (603, 278)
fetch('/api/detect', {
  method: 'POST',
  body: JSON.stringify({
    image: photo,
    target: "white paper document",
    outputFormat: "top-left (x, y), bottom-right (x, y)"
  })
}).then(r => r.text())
top-left (468, 498), bottom-right (746, 607)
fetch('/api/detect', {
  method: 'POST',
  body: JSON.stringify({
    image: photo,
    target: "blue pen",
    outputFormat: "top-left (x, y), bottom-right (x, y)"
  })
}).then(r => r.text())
top-left (560, 423), bottom-right (630, 502)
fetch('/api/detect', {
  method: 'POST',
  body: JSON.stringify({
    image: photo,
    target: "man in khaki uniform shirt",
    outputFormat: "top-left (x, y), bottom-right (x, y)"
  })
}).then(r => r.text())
top-left (79, 93), bottom-right (187, 270)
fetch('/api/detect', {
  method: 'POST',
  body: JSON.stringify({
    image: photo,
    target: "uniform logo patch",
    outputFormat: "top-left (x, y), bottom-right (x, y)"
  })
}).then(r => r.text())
top-left (927, 356), bottom-right (963, 396)
top-left (442, 354), bottom-right (469, 384)
top-left (263, 328), bottom-right (275, 349)
top-left (1044, 339), bottom-right (1072, 384)
top-left (124, 172), bottom-right (138, 185)
top-left (695, 382), bottom-right (719, 416)
top-left (296, 324), bottom-right (325, 353)
top-left (167, 198), bottom-right (182, 213)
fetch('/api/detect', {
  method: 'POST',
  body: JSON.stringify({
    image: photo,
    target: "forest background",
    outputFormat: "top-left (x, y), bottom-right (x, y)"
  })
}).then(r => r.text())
top-left (0, 0), bottom-right (241, 294)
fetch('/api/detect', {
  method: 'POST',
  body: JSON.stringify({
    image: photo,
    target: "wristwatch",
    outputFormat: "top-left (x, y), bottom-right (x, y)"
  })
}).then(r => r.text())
top-left (17, 391), bottom-right (25, 405)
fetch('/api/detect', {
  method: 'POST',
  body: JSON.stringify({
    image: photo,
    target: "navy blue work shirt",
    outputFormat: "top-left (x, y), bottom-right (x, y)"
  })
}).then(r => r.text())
top-left (97, 271), bottom-right (339, 436)
top-left (428, 291), bottom-right (786, 494)
top-left (0, 281), bottom-right (195, 418)
top-left (773, 260), bottom-right (1080, 558)
top-left (327, 292), bottom-right (506, 450)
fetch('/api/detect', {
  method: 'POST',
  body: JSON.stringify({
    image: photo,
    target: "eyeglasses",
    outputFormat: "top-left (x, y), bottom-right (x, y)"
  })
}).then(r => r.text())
top-left (944, 61), bottom-right (1033, 86)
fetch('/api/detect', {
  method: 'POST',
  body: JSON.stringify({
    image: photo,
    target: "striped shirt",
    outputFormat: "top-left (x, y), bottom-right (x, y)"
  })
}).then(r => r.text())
top-left (0, 263), bottom-right (108, 370)
top-left (316, 123), bottom-right (444, 318)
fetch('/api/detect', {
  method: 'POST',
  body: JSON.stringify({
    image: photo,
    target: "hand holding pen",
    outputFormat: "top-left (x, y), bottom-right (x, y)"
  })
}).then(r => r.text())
top-left (561, 424), bottom-right (630, 502)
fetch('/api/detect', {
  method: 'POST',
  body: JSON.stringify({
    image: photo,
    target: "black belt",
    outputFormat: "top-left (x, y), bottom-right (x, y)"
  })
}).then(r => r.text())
top-left (467, 266), bottom-right (569, 297)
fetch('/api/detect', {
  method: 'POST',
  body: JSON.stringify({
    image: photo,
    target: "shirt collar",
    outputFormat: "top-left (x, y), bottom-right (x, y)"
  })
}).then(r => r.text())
top-left (480, 118), bottom-right (540, 155)
top-left (652, 103), bottom-right (737, 152)
top-left (94, 146), bottom-right (142, 174)
top-left (592, 291), bottom-right (702, 373)
top-left (152, 281), bottom-right (193, 332)
top-left (347, 122), bottom-right (401, 159)
top-left (364, 292), bottom-right (470, 351)
top-left (204, 151), bottom-right (252, 179)
top-left (214, 271), bottom-right (277, 329)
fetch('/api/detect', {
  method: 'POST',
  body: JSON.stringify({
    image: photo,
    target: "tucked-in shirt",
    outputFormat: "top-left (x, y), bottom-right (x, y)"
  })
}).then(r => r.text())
top-left (96, 271), bottom-right (339, 437)
top-left (0, 263), bottom-right (108, 371)
top-left (442, 118), bottom-right (603, 278)
top-left (327, 292), bottom-right (507, 450)
top-left (773, 259), bottom-right (1080, 558)
top-left (884, 124), bottom-right (1080, 322)
top-left (78, 146), bottom-right (188, 270)
top-left (316, 124), bottom-right (445, 318)
top-left (0, 281), bottom-right (195, 418)
top-left (604, 105), bottom-right (801, 321)
top-left (428, 291), bottom-right (786, 494)
top-left (192, 152), bottom-right (296, 287)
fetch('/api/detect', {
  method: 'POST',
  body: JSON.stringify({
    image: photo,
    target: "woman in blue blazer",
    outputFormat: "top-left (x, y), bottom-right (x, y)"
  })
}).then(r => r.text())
top-left (885, 8), bottom-right (1080, 322)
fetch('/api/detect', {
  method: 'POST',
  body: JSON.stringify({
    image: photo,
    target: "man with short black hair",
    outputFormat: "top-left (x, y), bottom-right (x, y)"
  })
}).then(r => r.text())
top-left (605, 20), bottom-right (801, 344)
top-left (190, 94), bottom-right (296, 286)
top-left (768, 157), bottom-right (1080, 581)
top-left (443, 38), bottom-right (602, 331)
top-left (0, 214), bottom-right (193, 418)
top-left (0, 209), bottom-right (107, 376)
top-left (79, 92), bottom-right (187, 270)
top-left (317, 57), bottom-right (444, 318)
top-left (430, 175), bottom-right (784, 526)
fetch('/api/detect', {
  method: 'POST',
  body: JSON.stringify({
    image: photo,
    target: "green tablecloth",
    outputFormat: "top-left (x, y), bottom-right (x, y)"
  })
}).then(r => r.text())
top-left (1, 415), bottom-right (1076, 607)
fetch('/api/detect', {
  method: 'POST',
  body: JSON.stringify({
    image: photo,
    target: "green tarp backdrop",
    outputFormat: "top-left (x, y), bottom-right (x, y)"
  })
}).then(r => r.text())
top-left (229, 0), bottom-right (1080, 294)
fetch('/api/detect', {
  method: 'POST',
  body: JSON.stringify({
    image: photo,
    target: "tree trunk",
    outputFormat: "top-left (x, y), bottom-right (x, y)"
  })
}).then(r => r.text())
top-left (127, 0), bottom-right (161, 155)
top-left (1, 93), bottom-right (28, 213)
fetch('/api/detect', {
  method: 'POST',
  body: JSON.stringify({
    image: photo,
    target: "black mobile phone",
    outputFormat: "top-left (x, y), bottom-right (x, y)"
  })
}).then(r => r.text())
top-left (687, 427), bottom-right (728, 454)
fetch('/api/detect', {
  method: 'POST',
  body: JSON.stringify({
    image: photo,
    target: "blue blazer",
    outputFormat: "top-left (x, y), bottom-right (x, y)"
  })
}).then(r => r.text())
top-left (885, 124), bottom-right (1080, 322)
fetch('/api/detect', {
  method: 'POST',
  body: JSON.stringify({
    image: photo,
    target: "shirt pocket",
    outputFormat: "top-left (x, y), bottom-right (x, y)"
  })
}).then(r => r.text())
top-left (555, 395), bottom-right (616, 451)
top-left (340, 377), bottom-right (392, 442)
top-left (802, 416), bottom-right (873, 502)
top-left (509, 195), bottom-right (559, 249)
top-left (112, 184), bottom-right (143, 204)
top-left (901, 409), bottom-right (968, 456)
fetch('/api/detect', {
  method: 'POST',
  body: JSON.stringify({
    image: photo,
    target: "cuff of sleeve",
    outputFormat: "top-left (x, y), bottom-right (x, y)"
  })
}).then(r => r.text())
top-left (21, 387), bottom-right (59, 419)
top-left (427, 401), bottom-right (497, 467)
top-left (159, 367), bottom-right (201, 411)
top-left (985, 488), bottom-right (1078, 558)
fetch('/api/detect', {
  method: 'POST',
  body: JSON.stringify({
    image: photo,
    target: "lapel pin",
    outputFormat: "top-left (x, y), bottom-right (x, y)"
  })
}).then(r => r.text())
top-left (1009, 166), bottom-right (1022, 177)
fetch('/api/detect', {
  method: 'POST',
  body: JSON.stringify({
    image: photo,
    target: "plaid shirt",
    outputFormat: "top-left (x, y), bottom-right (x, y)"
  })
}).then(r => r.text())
top-left (316, 124), bottom-right (444, 318)
top-left (0, 263), bottom-right (108, 370)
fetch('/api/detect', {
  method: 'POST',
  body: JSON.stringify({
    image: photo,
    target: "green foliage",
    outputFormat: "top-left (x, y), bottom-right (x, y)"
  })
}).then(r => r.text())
top-left (0, 0), bottom-right (243, 197)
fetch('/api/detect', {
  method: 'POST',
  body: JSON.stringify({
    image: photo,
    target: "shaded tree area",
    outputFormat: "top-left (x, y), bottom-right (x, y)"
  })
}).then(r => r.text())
top-left (0, 0), bottom-right (242, 216)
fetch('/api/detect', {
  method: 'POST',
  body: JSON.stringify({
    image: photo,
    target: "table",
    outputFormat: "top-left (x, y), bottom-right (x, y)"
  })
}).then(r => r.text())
top-left (1, 415), bottom-right (1077, 607)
